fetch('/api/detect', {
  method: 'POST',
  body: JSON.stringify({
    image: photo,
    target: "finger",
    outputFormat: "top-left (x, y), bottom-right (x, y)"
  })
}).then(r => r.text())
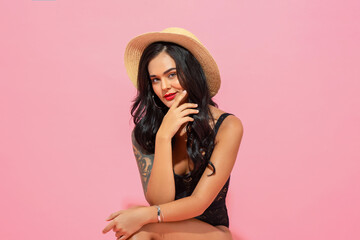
top-left (118, 234), bottom-right (129, 240)
top-left (179, 116), bottom-right (194, 125)
top-left (170, 90), bottom-right (187, 109)
top-left (102, 221), bottom-right (116, 234)
top-left (177, 102), bottom-right (198, 112)
top-left (106, 210), bottom-right (122, 221)
top-left (115, 230), bottom-right (125, 238)
top-left (179, 109), bottom-right (199, 117)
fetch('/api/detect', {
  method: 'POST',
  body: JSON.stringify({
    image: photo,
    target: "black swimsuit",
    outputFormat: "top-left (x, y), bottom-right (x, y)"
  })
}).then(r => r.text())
top-left (174, 113), bottom-right (233, 227)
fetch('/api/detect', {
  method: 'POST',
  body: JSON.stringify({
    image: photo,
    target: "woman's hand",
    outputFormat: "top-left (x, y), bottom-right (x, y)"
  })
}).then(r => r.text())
top-left (102, 206), bottom-right (156, 240)
top-left (157, 90), bottom-right (199, 139)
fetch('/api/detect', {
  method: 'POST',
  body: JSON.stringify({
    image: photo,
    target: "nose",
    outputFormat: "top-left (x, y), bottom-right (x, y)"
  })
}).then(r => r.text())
top-left (161, 78), bottom-right (171, 90)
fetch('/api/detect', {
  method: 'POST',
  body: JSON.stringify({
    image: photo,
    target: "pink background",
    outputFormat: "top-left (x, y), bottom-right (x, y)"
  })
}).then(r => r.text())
top-left (1, 0), bottom-right (359, 240)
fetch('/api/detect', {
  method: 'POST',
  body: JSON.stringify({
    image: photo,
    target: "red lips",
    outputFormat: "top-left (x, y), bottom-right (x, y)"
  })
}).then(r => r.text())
top-left (164, 92), bottom-right (177, 101)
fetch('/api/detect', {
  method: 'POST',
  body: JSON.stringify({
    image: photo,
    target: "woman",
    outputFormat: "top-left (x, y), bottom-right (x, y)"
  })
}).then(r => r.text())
top-left (102, 27), bottom-right (243, 240)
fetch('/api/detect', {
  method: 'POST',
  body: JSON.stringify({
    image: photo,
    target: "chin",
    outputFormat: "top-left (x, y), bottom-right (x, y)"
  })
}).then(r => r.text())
top-left (164, 102), bottom-right (173, 108)
top-left (161, 100), bottom-right (174, 108)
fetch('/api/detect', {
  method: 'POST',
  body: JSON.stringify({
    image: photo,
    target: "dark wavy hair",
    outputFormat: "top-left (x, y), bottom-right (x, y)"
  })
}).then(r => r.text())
top-left (131, 41), bottom-right (218, 174)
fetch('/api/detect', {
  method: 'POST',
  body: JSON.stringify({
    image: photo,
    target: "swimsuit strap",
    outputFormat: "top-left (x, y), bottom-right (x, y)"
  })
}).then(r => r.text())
top-left (214, 113), bottom-right (233, 135)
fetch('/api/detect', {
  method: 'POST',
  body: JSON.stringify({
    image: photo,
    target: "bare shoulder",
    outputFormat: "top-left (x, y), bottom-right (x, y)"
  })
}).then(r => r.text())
top-left (131, 128), bottom-right (152, 154)
top-left (221, 114), bottom-right (243, 132)
top-left (206, 107), bottom-right (243, 174)
top-left (209, 106), bottom-right (244, 142)
top-left (218, 115), bottom-right (243, 145)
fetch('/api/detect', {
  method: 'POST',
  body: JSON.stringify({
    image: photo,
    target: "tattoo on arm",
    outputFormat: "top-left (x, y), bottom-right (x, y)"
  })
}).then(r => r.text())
top-left (131, 134), bottom-right (154, 194)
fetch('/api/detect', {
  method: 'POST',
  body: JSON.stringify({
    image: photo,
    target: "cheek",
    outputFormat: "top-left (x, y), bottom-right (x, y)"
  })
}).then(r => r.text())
top-left (173, 80), bottom-right (184, 90)
top-left (152, 84), bottom-right (162, 97)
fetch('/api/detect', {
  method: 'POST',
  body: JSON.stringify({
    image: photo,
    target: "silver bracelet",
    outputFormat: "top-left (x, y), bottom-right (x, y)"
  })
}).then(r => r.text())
top-left (155, 205), bottom-right (162, 223)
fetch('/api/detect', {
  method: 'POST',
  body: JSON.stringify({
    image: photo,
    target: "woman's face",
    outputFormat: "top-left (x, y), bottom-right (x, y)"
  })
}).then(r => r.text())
top-left (148, 51), bottom-right (186, 108)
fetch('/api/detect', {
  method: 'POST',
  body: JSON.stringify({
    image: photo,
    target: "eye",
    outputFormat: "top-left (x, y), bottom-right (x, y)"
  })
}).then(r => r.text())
top-left (151, 78), bottom-right (160, 83)
top-left (168, 72), bottom-right (177, 78)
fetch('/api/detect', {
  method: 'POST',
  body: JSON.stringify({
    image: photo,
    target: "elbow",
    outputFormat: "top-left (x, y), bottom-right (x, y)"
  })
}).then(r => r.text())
top-left (191, 195), bottom-right (212, 216)
top-left (145, 195), bottom-right (159, 206)
top-left (145, 192), bottom-right (175, 205)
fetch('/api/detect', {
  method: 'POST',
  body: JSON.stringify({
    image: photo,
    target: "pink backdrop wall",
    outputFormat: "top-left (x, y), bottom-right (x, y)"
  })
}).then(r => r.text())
top-left (1, 0), bottom-right (359, 240)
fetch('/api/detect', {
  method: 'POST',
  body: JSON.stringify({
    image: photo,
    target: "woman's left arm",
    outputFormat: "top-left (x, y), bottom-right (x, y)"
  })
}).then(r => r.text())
top-left (103, 116), bottom-right (243, 238)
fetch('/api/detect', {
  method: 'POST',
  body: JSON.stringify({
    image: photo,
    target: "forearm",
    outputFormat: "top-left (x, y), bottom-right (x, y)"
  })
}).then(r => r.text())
top-left (146, 134), bottom-right (175, 204)
top-left (146, 196), bottom-right (206, 224)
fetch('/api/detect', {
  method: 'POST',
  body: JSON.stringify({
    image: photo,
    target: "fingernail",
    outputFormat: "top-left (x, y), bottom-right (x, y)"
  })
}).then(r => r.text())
top-left (183, 90), bottom-right (187, 94)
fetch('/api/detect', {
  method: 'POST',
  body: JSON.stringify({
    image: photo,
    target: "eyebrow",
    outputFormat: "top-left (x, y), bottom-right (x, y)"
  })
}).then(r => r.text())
top-left (149, 68), bottom-right (176, 78)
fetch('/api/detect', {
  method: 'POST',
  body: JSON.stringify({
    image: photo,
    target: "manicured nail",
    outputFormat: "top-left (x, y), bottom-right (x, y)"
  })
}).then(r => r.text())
top-left (183, 90), bottom-right (187, 94)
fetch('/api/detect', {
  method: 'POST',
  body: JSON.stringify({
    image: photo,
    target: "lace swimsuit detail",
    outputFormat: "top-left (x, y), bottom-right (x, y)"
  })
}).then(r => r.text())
top-left (174, 113), bottom-right (233, 227)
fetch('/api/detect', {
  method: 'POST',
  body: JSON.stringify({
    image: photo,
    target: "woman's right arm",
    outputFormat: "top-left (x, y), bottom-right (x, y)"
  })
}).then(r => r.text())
top-left (131, 90), bottom-right (198, 205)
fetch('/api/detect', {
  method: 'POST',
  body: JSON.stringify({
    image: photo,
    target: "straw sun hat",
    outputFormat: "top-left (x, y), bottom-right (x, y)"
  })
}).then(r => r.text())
top-left (124, 27), bottom-right (221, 97)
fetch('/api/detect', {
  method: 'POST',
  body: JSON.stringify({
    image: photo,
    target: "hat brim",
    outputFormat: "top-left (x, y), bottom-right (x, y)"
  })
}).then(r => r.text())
top-left (124, 31), bottom-right (221, 97)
